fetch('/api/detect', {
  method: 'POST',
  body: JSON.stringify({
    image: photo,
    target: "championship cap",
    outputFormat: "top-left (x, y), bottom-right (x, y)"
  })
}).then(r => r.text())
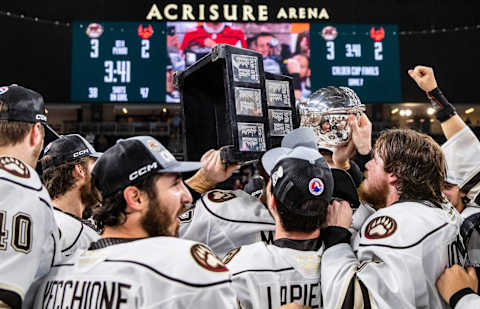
top-left (262, 144), bottom-right (359, 209)
top-left (0, 85), bottom-right (59, 138)
top-left (92, 136), bottom-right (203, 197)
top-left (42, 134), bottom-right (102, 170)
top-left (263, 146), bottom-right (334, 215)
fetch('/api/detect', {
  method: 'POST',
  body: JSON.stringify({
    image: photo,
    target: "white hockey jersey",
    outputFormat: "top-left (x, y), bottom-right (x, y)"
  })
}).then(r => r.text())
top-left (225, 239), bottom-right (323, 309)
top-left (0, 156), bottom-right (61, 309)
top-left (321, 200), bottom-right (463, 309)
top-left (180, 189), bottom-right (275, 257)
top-left (456, 293), bottom-right (480, 309)
top-left (442, 126), bottom-right (480, 206)
top-left (53, 209), bottom-right (100, 256)
top-left (33, 237), bottom-right (238, 309)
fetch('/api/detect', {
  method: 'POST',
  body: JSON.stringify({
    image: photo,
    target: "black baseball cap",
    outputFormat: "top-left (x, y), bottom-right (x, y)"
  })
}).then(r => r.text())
top-left (0, 85), bottom-right (59, 139)
top-left (42, 134), bottom-right (102, 170)
top-left (263, 146), bottom-right (359, 211)
top-left (265, 146), bottom-right (334, 216)
top-left (92, 136), bottom-right (203, 197)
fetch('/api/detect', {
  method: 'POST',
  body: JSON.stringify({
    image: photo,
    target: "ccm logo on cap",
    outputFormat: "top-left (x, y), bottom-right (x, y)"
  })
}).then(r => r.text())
top-left (36, 114), bottom-right (47, 121)
top-left (73, 149), bottom-right (89, 158)
top-left (129, 162), bottom-right (158, 181)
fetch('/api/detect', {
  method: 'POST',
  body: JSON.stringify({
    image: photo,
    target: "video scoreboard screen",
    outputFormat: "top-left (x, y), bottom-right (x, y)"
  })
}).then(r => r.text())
top-left (71, 22), bottom-right (401, 103)
top-left (71, 22), bottom-right (166, 103)
top-left (310, 24), bottom-right (401, 103)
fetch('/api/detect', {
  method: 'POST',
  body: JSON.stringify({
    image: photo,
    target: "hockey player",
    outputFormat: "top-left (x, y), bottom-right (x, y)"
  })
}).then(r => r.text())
top-left (40, 134), bottom-right (102, 256)
top-left (181, 127), bottom-right (359, 258)
top-left (409, 65), bottom-right (480, 216)
top-left (0, 85), bottom-right (61, 308)
top-left (33, 136), bottom-right (237, 308)
top-left (321, 128), bottom-right (463, 308)
top-left (436, 264), bottom-right (479, 309)
top-left (224, 145), bottom-right (337, 309)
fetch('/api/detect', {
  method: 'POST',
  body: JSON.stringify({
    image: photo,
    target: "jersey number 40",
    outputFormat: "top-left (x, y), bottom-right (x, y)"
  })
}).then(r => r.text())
top-left (0, 211), bottom-right (33, 253)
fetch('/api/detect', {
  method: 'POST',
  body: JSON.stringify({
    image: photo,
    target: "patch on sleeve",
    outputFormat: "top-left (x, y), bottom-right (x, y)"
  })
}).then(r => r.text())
top-left (365, 216), bottom-right (397, 239)
top-left (179, 208), bottom-right (194, 223)
top-left (207, 190), bottom-right (236, 203)
top-left (0, 157), bottom-right (30, 179)
top-left (222, 247), bottom-right (241, 264)
top-left (191, 244), bottom-right (228, 272)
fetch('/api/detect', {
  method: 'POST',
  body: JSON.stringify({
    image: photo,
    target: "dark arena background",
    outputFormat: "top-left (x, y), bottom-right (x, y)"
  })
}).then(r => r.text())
top-left (2, 0), bottom-right (479, 187)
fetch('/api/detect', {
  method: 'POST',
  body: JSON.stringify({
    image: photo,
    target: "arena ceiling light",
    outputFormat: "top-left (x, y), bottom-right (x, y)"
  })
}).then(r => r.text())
top-left (399, 110), bottom-right (406, 116)
top-left (391, 108), bottom-right (399, 114)
top-left (122, 107), bottom-right (128, 114)
top-left (405, 109), bottom-right (412, 117)
top-left (427, 107), bottom-right (435, 115)
top-left (465, 108), bottom-right (475, 114)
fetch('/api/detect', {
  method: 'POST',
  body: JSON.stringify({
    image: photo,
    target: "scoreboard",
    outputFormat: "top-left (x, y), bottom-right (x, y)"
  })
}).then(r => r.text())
top-left (310, 24), bottom-right (401, 103)
top-left (71, 22), bottom-right (401, 103)
top-left (71, 22), bottom-right (166, 102)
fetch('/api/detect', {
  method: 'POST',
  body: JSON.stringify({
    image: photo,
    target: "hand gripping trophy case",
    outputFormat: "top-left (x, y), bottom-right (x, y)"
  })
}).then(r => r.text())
top-left (175, 44), bottom-right (298, 164)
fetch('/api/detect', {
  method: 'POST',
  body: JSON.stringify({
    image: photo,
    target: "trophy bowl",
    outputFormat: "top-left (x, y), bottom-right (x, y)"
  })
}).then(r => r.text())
top-left (298, 86), bottom-right (365, 148)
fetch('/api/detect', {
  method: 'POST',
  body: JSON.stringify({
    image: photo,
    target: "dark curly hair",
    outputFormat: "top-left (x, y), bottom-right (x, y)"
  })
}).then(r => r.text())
top-left (41, 156), bottom-right (93, 200)
top-left (91, 174), bottom-right (160, 227)
top-left (374, 128), bottom-right (447, 205)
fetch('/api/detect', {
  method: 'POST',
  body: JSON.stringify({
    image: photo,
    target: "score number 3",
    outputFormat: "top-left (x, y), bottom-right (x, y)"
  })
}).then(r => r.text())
top-left (90, 39), bottom-right (99, 58)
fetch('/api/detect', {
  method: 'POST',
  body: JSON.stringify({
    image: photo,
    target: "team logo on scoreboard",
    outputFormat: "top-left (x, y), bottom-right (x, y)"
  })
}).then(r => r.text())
top-left (86, 23), bottom-right (104, 38)
top-left (321, 26), bottom-right (338, 41)
top-left (138, 25), bottom-right (154, 39)
top-left (370, 27), bottom-right (385, 42)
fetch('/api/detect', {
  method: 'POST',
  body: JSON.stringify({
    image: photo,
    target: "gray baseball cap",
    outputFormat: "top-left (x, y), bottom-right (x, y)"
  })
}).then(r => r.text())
top-left (281, 127), bottom-right (335, 153)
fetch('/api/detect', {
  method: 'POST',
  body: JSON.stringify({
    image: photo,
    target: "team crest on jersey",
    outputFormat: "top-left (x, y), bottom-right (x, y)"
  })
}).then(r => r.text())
top-left (191, 244), bottom-right (228, 272)
top-left (365, 216), bottom-right (397, 239)
top-left (0, 87), bottom-right (8, 95)
top-left (0, 156), bottom-right (30, 178)
top-left (222, 247), bottom-right (241, 264)
top-left (309, 178), bottom-right (324, 196)
top-left (207, 190), bottom-right (236, 203)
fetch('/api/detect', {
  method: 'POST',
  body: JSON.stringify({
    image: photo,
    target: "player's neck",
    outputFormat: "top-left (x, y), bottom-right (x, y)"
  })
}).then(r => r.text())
top-left (385, 188), bottom-right (400, 207)
top-left (52, 189), bottom-right (85, 218)
top-left (0, 144), bottom-right (35, 168)
top-left (102, 223), bottom-right (149, 239)
top-left (274, 227), bottom-right (320, 241)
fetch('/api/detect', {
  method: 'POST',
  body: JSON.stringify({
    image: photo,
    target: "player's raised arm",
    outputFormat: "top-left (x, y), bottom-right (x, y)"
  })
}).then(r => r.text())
top-left (408, 65), bottom-right (465, 139)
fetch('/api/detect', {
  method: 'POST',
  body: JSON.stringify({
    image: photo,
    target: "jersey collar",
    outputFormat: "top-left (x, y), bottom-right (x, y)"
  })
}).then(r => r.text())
top-left (89, 237), bottom-right (145, 250)
top-left (273, 237), bottom-right (322, 251)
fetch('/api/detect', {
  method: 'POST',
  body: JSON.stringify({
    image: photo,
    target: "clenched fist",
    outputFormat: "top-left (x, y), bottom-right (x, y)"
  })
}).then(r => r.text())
top-left (408, 65), bottom-right (438, 92)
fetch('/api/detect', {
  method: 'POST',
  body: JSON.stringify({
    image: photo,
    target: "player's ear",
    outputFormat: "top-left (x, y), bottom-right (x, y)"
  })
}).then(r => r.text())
top-left (29, 122), bottom-right (44, 148)
top-left (73, 164), bottom-right (86, 180)
top-left (387, 172), bottom-right (398, 186)
top-left (123, 186), bottom-right (146, 212)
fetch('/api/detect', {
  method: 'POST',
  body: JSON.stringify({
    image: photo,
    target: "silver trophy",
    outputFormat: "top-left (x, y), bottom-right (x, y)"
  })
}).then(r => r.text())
top-left (298, 86), bottom-right (365, 148)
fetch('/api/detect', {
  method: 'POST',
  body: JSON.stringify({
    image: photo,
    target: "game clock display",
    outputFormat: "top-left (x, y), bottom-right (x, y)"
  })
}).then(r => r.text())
top-left (311, 24), bottom-right (401, 103)
top-left (71, 22), bottom-right (166, 103)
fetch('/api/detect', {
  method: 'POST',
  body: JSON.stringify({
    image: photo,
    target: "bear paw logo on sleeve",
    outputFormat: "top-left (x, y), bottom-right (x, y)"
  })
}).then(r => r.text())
top-left (207, 190), bottom-right (236, 203)
top-left (365, 216), bottom-right (397, 239)
top-left (0, 156), bottom-right (30, 178)
top-left (191, 244), bottom-right (228, 272)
